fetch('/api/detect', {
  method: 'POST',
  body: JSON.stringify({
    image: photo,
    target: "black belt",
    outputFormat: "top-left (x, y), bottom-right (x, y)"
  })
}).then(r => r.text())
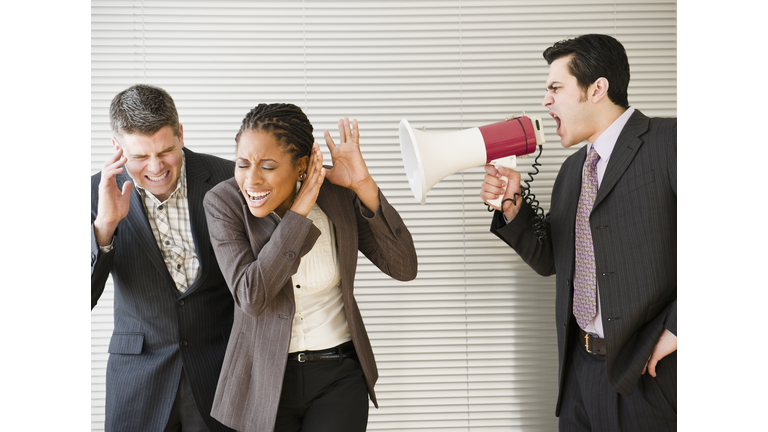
top-left (288, 341), bottom-right (356, 363)
top-left (578, 328), bottom-right (606, 355)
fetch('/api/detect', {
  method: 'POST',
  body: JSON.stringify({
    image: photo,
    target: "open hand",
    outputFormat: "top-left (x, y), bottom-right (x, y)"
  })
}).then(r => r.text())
top-left (94, 148), bottom-right (133, 246)
top-left (324, 117), bottom-right (380, 212)
top-left (324, 118), bottom-right (372, 191)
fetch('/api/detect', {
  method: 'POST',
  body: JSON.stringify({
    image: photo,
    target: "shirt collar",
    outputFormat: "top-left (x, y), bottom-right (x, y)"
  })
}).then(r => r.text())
top-left (588, 106), bottom-right (635, 162)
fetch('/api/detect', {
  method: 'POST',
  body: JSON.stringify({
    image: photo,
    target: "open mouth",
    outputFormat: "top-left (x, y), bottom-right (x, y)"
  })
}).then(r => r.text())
top-left (550, 113), bottom-right (561, 135)
top-left (245, 190), bottom-right (271, 205)
top-left (146, 171), bottom-right (169, 182)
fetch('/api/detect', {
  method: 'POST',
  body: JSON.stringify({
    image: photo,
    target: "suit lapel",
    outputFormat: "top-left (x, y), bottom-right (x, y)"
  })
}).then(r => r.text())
top-left (119, 172), bottom-right (175, 283)
top-left (315, 182), bottom-right (356, 284)
top-left (593, 110), bottom-right (649, 210)
top-left (183, 148), bottom-right (214, 296)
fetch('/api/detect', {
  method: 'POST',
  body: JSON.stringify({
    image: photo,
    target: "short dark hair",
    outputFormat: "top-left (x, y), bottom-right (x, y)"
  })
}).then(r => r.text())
top-left (236, 103), bottom-right (314, 164)
top-left (543, 34), bottom-right (630, 109)
top-left (109, 84), bottom-right (180, 143)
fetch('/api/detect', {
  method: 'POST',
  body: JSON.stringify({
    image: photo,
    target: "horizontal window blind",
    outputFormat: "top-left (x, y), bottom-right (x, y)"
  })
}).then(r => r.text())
top-left (91, 1), bottom-right (676, 430)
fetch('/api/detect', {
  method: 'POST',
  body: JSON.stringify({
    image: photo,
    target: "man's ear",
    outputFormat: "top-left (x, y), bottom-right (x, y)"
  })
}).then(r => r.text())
top-left (112, 137), bottom-right (121, 151)
top-left (178, 123), bottom-right (185, 149)
top-left (590, 77), bottom-right (610, 103)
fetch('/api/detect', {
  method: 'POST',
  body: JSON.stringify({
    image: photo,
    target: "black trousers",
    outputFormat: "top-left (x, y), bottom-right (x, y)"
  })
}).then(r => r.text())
top-left (559, 336), bottom-right (677, 432)
top-left (164, 368), bottom-right (209, 432)
top-left (275, 349), bottom-right (369, 432)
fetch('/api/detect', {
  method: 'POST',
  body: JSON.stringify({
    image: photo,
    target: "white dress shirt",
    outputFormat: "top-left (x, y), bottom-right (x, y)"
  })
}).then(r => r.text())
top-left (582, 106), bottom-right (634, 337)
top-left (288, 203), bottom-right (351, 353)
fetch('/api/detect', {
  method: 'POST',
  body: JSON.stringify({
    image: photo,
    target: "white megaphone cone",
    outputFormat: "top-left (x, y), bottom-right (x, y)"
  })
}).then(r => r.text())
top-left (399, 115), bottom-right (546, 206)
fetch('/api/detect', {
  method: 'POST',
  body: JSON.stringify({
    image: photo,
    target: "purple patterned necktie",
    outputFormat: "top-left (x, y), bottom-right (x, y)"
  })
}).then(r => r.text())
top-left (573, 146), bottom-right (600, 329)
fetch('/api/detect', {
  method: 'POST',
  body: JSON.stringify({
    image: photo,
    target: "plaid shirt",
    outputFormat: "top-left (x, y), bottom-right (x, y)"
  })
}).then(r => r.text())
top-left (136, 154), bottom-right (200, 293)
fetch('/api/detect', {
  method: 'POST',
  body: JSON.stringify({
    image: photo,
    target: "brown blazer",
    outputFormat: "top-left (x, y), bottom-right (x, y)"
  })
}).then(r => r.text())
top-left (203, 177), bottom-right (418, 432)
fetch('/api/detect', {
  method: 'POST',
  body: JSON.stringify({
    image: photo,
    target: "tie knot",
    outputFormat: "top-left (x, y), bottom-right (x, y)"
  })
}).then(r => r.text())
top-left (586, 146), bottom-right (600, 166)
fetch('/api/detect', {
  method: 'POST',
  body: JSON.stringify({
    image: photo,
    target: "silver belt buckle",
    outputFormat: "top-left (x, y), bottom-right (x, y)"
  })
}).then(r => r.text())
top-left (297, 353), bottom-right (307, 363)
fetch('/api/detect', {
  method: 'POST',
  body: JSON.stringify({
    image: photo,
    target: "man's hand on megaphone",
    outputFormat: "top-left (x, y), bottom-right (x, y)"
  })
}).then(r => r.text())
top-left (482, 164), bottom-right (523, 222)
top-left (324, 117), bottom-right (381, 212)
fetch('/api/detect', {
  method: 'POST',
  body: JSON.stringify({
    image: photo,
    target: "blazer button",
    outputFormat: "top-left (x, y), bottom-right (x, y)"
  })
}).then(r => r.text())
top-left (180, 340), bottom-right (188, 347)
top-left (285, 251), bottom-right (296, 260)
top-left (396, 228), bottom-right (402, 236)
top-left (177, 300), bottom-right (185, 306)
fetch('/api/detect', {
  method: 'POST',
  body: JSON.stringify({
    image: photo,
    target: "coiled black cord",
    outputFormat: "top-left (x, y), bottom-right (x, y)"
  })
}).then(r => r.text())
top-left (486, 144), bottom-right (549, 244)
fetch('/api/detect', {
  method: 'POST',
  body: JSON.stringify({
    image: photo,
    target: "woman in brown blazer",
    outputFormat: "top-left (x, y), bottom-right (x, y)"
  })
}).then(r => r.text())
top-left (203, 103), bottom-right (418, 432)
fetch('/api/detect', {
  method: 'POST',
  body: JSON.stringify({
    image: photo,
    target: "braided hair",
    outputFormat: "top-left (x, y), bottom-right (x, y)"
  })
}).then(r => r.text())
top-left (235, 103), bottom-right (314, 163)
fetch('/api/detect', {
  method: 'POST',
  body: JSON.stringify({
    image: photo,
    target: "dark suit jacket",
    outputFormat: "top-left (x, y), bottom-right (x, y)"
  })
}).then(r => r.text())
top-left (490, 110), bottom-right (676, 414)
top-left (203, 177), bottom-right (418, 432)
top-left (91, 148), bottom-right (236, 432)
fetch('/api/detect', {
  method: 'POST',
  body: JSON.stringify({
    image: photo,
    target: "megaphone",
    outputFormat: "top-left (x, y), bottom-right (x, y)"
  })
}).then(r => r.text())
top-left (398, 115), bottom-right (546, 207)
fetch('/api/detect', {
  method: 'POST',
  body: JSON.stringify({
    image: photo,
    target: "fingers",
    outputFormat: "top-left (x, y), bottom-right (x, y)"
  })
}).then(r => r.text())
top-left (121, 180), bottom-right (134, 197)
top-left (312, 143), bottom-right (324, 181)
top-left (499, 166), bottom-right (521, 184)
top-left (482, 164), bottom-right (523, 208)
top-left (486, 166), bottom-right (521, 199)
top-left (102, 148), bottom-right (127, 179)
top-left (647, 360), bottom-right (658, 378)
top-left (337, 117), bottom-right (358, 144)
top-left (483, 169), bottom-right (505, 188)
top-left (484, 164), bottom-right (500, 176)
top-left (323, 130), bottom-right (337, 153)
top-left (337, 118), bottom-right (347, 144)
top-left (96, 149), bottom-right (134, 230)
top-left (292, 143), bottom-right (325, 217)
top-left (100, 149), bottom-right (129, 195)
top-left (350, 118), bottom-right (359, 142)
top-left (643, 356), bottom-right (658, 377)
top-left (327, 117), bottom-right (360, 151)
top-left (482, 173), bottom-right (506, 197)
top-left (104, 147), bottom-right (124, 165)
top-left (306, 142), bottom-right (324, 178)
top-left (643, 329), bottom-right (677, 378)
top-left (502, 171), bottom-right (522, 202)
top-left (485, 164), bottom-right (521, 184)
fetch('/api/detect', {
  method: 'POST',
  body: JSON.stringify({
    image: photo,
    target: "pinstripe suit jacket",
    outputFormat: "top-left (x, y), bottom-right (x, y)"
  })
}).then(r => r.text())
top-left (91, 148), bottom-right (236, 432)
top-left (203, 177), bottom-right (418, 432)
top-left (491, 110), bottom-right (677, 415)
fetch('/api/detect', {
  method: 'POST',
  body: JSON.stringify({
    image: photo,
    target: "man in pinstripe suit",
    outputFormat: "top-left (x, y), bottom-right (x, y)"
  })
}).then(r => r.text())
top-left (481, 35), bottom-right (676, 431)
top-left (91, 84), bottom-right (235, 432)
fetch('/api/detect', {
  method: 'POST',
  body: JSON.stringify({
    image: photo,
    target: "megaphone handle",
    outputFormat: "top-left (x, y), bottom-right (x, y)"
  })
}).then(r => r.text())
top-left (485, 156), bottom-right (516, 211)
